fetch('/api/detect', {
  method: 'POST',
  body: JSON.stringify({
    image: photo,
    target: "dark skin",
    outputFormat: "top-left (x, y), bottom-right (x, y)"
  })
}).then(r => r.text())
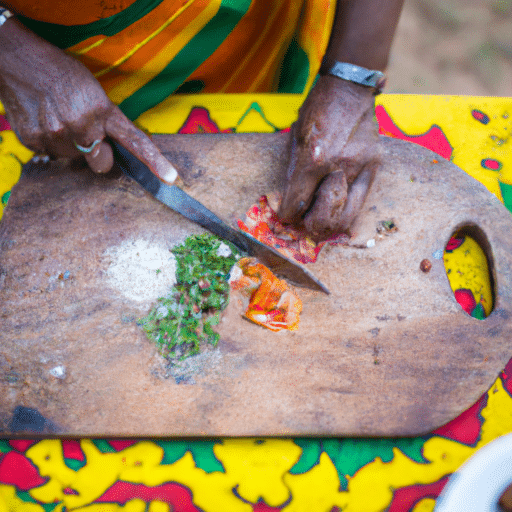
top-left (0, 18), bottom-right (178, 183)
top-left (279, 0), bottom-right (405, 240)
top-left (0, 0), bottom-right (404, 239)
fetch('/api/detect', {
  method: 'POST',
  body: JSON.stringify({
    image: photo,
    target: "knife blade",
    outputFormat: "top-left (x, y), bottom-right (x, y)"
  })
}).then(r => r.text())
top-left (111, 141), bottom-right (329, 294)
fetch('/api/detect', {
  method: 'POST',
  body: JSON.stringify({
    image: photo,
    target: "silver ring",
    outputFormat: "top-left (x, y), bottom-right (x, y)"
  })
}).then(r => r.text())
top-left (74, 139), bottom-right (102, 154)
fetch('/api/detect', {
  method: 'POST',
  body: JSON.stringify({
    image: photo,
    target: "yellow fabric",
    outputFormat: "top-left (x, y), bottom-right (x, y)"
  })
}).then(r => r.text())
top-left (136, 93), bottom-right (303, 132)
top-left (0, 129), bottom-right (33, 219)
top-left (377, 95), bottom-right (512, 201)
top-left (444, 235), bottom-right (493, 317)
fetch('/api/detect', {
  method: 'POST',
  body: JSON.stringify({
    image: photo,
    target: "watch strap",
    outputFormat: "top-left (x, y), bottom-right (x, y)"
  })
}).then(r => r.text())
top-left (327, 62), bottom-right (386, 91)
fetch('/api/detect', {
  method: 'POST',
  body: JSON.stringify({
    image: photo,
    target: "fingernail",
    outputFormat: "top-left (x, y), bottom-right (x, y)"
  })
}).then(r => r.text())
top-left (160, 163), bottom-right (178, 184)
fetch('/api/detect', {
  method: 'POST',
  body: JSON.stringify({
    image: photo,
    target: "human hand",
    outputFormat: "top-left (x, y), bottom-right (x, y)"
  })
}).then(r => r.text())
top-left (0, 19), bottom-right (177, 182)
top-left (278, 75), bottom-right (381, 241)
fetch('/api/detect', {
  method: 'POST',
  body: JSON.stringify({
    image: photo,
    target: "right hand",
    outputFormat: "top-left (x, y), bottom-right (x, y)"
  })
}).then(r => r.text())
top-left (0, 18), bottom-right (177, 182)
top-left (278, 76), bottom-right (381, 241)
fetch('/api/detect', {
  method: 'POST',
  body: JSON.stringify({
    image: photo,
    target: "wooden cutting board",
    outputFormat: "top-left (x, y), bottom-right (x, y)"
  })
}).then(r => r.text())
top-left (1, 134), bottom-right (512, 437)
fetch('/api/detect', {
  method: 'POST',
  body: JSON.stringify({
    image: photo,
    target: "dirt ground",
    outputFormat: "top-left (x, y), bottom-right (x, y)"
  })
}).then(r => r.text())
top-left (387, 0), bottom-right (512, 96)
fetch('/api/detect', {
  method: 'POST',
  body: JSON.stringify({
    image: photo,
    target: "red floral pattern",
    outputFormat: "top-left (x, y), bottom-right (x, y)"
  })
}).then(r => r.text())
top-left (376, 105), bottom-right (453, 160)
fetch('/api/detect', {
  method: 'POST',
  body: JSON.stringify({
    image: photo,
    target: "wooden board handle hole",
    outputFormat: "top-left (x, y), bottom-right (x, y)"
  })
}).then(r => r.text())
top-left (443, 223), bottom-right (495, 319)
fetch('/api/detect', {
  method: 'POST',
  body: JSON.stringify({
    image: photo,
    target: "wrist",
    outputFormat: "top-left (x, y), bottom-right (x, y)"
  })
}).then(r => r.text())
top-left (320, 61), bottom-right (386, 94)
top-left (307, 75), bottom-right (378, 115)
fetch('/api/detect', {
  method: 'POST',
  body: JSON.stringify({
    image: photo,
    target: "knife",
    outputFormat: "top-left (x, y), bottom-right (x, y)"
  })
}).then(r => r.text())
top-left (111, 141), bottom-right (329, 294)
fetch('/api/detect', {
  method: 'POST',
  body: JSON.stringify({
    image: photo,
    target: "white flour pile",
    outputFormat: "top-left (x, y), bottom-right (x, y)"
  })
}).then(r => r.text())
top-left (103, 239), bottom-right (177, 303)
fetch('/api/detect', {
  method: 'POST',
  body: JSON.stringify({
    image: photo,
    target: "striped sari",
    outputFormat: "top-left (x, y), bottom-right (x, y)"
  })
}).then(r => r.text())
top-left (10, 0), bottom-right (336, 123)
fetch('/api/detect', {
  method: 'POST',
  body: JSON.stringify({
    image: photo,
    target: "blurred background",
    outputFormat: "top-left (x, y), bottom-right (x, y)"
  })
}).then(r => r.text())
top-left (386, 0), bottom-right (512, 96)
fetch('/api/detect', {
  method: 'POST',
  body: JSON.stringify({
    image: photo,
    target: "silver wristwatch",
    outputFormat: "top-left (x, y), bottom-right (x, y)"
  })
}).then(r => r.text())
top-left (327, 62), bottom-right (386, 91)
top-left (0, 8), bottom-right (14, 27)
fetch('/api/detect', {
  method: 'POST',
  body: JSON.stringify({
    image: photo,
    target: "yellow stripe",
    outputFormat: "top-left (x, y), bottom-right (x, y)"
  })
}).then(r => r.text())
top-left (93, 0), bottom-right (197, 79)
top-left (74, 37), bottom-right (107, 55)
top-left (66, 35), bottom-right (107, 55)
top-left (105, 0), bottom-right (221, 105)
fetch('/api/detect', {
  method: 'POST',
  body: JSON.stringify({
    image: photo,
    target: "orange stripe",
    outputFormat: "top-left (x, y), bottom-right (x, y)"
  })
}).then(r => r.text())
top-left (102, 0), bottom-right (220, 104)
top-left (94, 0), bottom-right (213, 96)
top-left (225, 0), bottom-right (299, 92)
top-left (71, 0), bottom-right (192, 74)
top-left (185, 0), bottom-right (274, 91)
top-left (188, 0), bottom-right (299, 93)
top-left (93, 0), bottom-right (198, 78)
top-left (7, 0), bottom-right (137, 25)
top-left (221, 0), bottom-right (297, 92)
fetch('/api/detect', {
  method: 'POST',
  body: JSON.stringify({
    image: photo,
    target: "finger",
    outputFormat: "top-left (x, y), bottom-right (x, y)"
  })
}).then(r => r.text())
top-left (303, 171), bottom-right (348, 241)
top-left (105, 107), bottom-right (178, 184)
top-left (83, 140), bottom-right (114, 174)
top-left (304, 161), bottom-right (377, 241)
top-left (336, 161), bottom-right (378, 232)
top-left (278, 127), bottom-right (333, 224)
top-left (48, 125), bottom-right (106, 160)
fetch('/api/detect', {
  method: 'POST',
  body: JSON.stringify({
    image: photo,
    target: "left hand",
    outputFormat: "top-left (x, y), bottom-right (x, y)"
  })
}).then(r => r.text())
top-left (278, 75), bottom-right (382, 241)
top-left (0, 18), bottom-right (177, 182)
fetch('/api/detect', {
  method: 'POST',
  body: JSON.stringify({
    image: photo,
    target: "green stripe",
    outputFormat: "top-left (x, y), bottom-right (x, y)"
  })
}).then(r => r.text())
top-left (499, 181), bottom-right (512, 214)
top-left (277, 37), bottom-right (310, 94)
top-left (18, 0), bottom-right (164, 49)
top-left (119, 0), bottom-right (252, 121)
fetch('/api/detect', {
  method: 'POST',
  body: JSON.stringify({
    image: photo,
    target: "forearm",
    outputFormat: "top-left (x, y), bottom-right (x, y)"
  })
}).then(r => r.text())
top-left (0, 16), bottom-right (49, 74)
top-left (321, 0), bottom-right (404, 73)
top-left (0, 7), bottom-right (18, 60)
top-left (0, 12), bottom-right (61, 97)
top-left (0, 17), bottom-right (80, 139)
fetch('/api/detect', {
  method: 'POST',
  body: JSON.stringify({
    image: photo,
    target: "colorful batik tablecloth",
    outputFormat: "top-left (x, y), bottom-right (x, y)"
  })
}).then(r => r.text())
top-left (0, 93), bottom-right (511, 512)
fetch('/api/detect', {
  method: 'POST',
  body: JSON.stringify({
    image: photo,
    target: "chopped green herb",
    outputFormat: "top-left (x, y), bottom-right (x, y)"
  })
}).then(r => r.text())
top-left (139, 234), bottom-right (240, 361)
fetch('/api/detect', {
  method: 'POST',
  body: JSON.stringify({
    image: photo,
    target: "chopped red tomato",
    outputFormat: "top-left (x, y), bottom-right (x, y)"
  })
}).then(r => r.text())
top-left (237, 194), bottom-right (348, 264)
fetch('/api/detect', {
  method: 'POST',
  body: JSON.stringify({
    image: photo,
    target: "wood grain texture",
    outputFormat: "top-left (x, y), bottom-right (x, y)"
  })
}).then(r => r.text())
top-left (1, 134), bottom-right (511, 437)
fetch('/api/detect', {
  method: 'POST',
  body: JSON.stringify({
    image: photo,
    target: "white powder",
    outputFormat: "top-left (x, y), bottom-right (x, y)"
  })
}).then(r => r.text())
top-left (103, 239), bottom-right (177, 303)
